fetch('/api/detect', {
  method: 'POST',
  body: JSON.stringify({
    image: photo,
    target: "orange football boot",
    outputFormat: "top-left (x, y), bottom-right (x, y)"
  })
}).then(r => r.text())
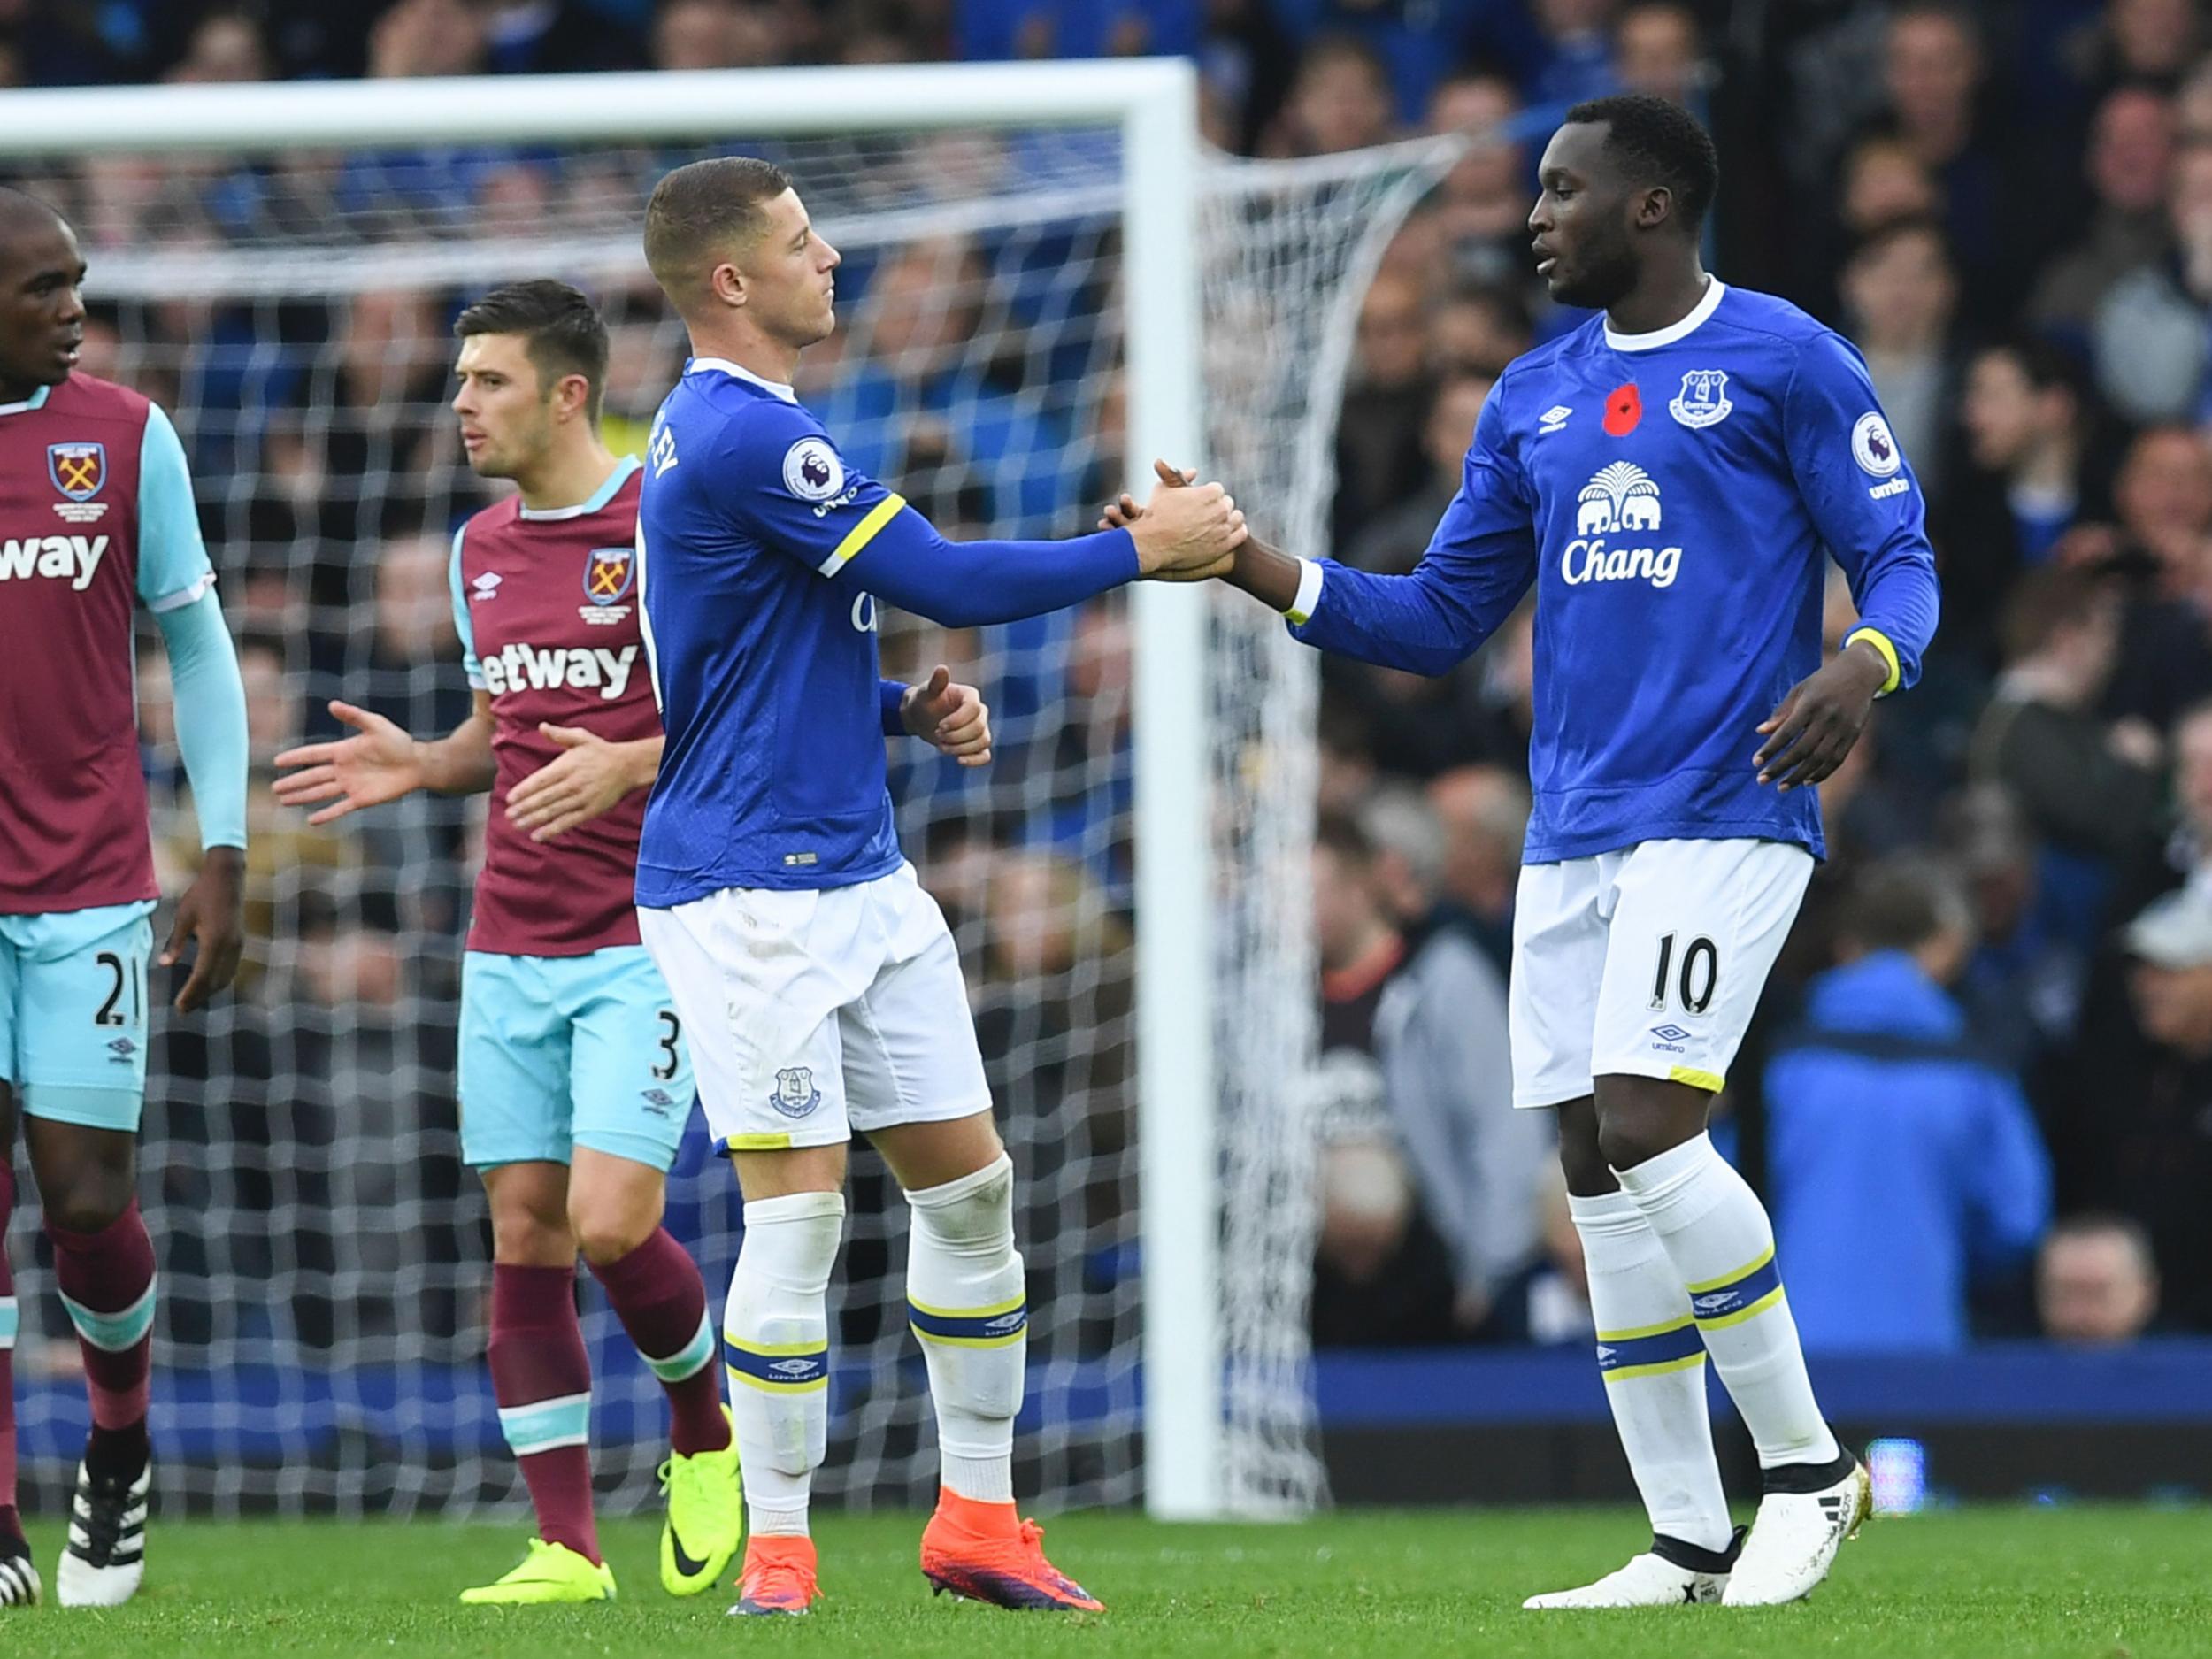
top-left (918, 1490), bottom-right (1103, 1612)
top-left (728, 1535), bottom-right (820, 1617)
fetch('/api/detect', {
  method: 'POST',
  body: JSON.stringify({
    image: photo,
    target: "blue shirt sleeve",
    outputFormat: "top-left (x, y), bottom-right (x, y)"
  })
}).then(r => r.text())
top-left (880, 679), bottom-right (909, 737)
top-left (716, 398), bottom-right (1142, 627)
top-left (135, 403), bottom-right (218, 613)
top-left (449, 524), bottom-right (483, 688)
top-left (153, 589), bottom-right (249, 850)
top-left (1290, 381), bottom-right (1537, 674)
top-left (1784, 331), bottom-right (1941, 694)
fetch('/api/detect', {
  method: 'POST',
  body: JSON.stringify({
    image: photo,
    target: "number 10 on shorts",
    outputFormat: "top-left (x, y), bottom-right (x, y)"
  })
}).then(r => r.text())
top-left (1649, 933), bottom-right (1718, 1014)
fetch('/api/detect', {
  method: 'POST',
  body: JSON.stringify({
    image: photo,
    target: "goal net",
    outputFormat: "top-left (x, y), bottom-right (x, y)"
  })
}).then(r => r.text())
top-left (2, 66), bottom-right (1451, 1520)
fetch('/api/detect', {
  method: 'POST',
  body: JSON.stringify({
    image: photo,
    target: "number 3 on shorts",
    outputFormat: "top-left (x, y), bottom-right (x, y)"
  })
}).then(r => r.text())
top-left (651, 1010), bottom-right (681, 1081)
top-left (1648, 933), bottom-right (1719, 1014)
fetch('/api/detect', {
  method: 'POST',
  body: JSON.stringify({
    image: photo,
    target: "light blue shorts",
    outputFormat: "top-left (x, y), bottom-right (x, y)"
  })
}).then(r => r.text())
top-left (0, 901), bottom-right (157, 1133)
top-left (457, 946), bottom-right (695, 1172)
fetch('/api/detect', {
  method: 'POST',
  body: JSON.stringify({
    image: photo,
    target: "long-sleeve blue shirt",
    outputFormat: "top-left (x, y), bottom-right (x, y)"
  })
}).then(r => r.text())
top-left (1764, 951), bottom-right (2051, 1352)
top-left (1287, 281), bottom-right (1940, 863)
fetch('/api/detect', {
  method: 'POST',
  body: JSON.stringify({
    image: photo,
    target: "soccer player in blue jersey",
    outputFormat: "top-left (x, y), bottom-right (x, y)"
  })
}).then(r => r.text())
top-left (633, 157), bottom-right (1242, 1617)
top-left (1118, 96), bottom-right (1939, 1607)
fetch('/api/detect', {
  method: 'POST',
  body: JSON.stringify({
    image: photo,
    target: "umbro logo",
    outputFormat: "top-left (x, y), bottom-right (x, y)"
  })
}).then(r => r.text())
top-left (768, 1357), bottom-right (818, 1378)
top-left (1649, 1024), bottom-right (1691, 1043)
top-left (1538, 405), bottom-right (1572, 434)
top-left (1693, 1292), bottom-right (1735, 1314)
top-left (471, 572), bottom-right (502, 599)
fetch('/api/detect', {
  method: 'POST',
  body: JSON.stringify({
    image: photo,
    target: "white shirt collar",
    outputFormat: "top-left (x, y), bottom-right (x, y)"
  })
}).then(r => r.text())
top-left (1603, 279), bottom-right (1727, 353)
top-left (688, 356), bottom-right (798, 403)
top-left (516, 454), bottom-right (641, 521)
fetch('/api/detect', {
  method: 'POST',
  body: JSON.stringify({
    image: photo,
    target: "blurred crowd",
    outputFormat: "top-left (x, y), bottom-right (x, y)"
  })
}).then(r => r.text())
top-left (5, 0), bottom-right (2212, 1367)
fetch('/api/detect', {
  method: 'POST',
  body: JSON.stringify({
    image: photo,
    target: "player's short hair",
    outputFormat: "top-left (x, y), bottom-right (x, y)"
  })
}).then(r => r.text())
top-left (454, 279), bottom-right (609, 422)
top-left (1842, 855), bottom-right (1974, 955)
top-left (643, 157), bottom-right (795, 302)
top-left (0, 183), bottom-right (65, 234)
top-left (1563, 92), bottom-right (1720, 231)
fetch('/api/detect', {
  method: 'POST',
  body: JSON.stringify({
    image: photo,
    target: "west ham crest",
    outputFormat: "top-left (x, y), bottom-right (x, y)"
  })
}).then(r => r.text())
top-left (48, 442), bottom-right (106, 502)
top-left (583, 544), bottom-right (635, 606)
top-left (1668, 370), bottom-right (1733, 430)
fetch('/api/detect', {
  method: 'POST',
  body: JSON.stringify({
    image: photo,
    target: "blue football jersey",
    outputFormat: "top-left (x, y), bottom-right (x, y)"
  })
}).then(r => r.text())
top-left (1292, 281), bottom-right (1940, 864)
top-left (634, 358), bottom-right (910, 905)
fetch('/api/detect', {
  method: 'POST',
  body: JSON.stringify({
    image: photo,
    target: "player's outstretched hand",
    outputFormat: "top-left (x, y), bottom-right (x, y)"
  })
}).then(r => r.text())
top-left (509, 724), bottom-right (649, 842)
top-left (1754, 642), bottom-right (1891, 793)
top-left (273, 700), bottom-right (425, 826)
top-left (1100, 458), bottom-right (1194, 532)
top-left (902, 664), bottom-right (993, 768)
top-left (1125, 459), bottom-right (1246, 580)
top-left (164, 844), bottom-right (244, 1013)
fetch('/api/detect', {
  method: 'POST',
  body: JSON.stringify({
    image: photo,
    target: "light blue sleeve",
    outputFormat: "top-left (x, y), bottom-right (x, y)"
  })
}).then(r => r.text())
top-left (153, 589), bottom-right (249, 851)
top-left (135, 403), bottom-right (218, 613)
top-left (450, 525), bottom-right (484, 688)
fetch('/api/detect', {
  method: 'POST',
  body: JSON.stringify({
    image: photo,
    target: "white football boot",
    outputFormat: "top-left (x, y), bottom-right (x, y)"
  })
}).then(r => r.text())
top-left (56, 1449), bottom-right (150, 1608)
top-left (1524, 1527), bottom-right (1745, 1609)
top-left (1722, 1455), bottom-right (1870, 1607)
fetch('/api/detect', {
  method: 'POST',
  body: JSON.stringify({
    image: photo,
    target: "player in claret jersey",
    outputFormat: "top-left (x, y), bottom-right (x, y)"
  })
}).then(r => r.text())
top-left (634, 158), bottom-right (1240, 1617)
top-left (0, 189), bottom-right (249, 1610)
top-left (275, 280), bottom-right (992, 1605)
top-left (1119, 96), bottom-right (1941, 1609)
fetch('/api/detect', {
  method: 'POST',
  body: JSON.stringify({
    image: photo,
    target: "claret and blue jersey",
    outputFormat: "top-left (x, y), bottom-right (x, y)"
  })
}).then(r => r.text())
top-left (1289, 280), bottom-right (1940, 864)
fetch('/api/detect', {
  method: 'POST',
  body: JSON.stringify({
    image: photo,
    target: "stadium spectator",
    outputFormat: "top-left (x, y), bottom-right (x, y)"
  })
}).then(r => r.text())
top-left (1764, 857), bottom-right (2051, 1351)
top-left (2038, 1214), bottom-right (2162, 1345)
top-left (1265, 35), bottom-right (1398, 157)
top-left (1349, 373), bottom-right (1490, 574)
top-left (2027, 86), bottom-right (2176, 339)
top-left (1309, 810), bottom-right (1548, 1343)
top-left (1940, 340), bottom-right (2110, 656)
top-left (1426, 74), bottom-right (1535, 294)
top-left (1839, 217), bottom-right (1962, 507)
top-left (1873, 4), bottom-right (2046, 321)
top-left (2089, 137), bottom-right (2212, 424)
top-left (367, 0), bottom-right (488, 80)
top-left (1333, 269), bottom-right (1434, 549)
top-left (2101, 426), bottom-right (2212, 732)
top-left (1426, 283), bottom-right (1533, 380)
top-left (1611, 3), bottom-right (1701, 106)
top-left (165, 8), bottom-right (273, 84)
top-left (1425, 764), bottom-right (1530, 967)
top-left (1937, 785), bottom-right (2087, 1076)
top-left (1968, 565), bottom-right (2162, 864)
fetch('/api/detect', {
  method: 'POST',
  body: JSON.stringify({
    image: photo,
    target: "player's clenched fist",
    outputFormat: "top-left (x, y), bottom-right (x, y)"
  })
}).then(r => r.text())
top-left (901, 664), bottom-right (994, 768)
top-left (1126, 466), bottom-right (1246, 580)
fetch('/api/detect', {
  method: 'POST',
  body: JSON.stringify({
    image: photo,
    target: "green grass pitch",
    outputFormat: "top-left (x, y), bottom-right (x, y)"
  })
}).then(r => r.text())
top-left (10, 1506), bottom-right (2208, 1657)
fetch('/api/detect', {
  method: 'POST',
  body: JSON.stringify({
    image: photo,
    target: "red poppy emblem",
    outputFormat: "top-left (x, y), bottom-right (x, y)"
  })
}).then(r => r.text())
top-left (1602, 383), bottom-right (1642, 437)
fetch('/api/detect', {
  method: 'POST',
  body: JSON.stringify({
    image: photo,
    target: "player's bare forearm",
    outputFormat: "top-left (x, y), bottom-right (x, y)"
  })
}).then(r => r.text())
top-left (614, 734), bottom-right (664, 795)
top-left (419, 702), bottom-right (497, 795)
top-left (1222, 535), bottom-right (1303, 612)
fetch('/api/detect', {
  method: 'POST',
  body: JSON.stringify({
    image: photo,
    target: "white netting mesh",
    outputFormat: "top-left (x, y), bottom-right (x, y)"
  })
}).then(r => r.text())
top-left (3, 107), bottom-right (1446, 1518)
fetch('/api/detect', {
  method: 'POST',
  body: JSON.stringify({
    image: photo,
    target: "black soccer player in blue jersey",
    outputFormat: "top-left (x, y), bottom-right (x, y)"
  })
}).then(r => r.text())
top-left (1116, 95), bottom-right (1939, 1608)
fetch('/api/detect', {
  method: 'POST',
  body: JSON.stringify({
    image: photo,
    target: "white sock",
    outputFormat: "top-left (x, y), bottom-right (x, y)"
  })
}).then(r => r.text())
top-left (1613, 1134), bottom-right (1839, 1471)
top-left (905, 1152), bottom-right (1024, 1506)
top-left (724, 1191), bottom-right (845, 1537)
top-left (1570, 1189), bottom-right (1734, 1554)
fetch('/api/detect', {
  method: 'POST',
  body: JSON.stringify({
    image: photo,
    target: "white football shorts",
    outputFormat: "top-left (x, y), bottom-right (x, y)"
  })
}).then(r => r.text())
top-left (637, 860), bottom-right (992, 1152)
top-left (1509, 837), bottom-right (1813, 1110)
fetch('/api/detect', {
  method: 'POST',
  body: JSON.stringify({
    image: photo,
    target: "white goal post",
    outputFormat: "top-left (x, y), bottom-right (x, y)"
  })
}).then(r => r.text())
top-left (2, 59), bottom-right (1453, 1522)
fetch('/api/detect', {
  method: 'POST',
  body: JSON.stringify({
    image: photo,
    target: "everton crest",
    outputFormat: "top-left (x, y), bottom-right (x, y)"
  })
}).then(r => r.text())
top-left (1668, 370), bottom-right (1732, 430)
top-left (770, 1066), bottom-right (822, 1119)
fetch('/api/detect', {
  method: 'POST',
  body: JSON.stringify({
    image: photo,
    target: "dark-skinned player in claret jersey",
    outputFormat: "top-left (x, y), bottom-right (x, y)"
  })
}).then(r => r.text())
top-left (1111, 96), bottom-right (1940, 1609)
top-left (0, 187), bottom-right (249, 1610)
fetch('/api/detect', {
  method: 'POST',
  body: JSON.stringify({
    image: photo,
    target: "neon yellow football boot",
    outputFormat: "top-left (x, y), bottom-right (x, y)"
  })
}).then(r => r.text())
top-left (660, 1407), bottom-right (743, 1597)
top-left (459, 1537), bottom-right (617, 1605)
